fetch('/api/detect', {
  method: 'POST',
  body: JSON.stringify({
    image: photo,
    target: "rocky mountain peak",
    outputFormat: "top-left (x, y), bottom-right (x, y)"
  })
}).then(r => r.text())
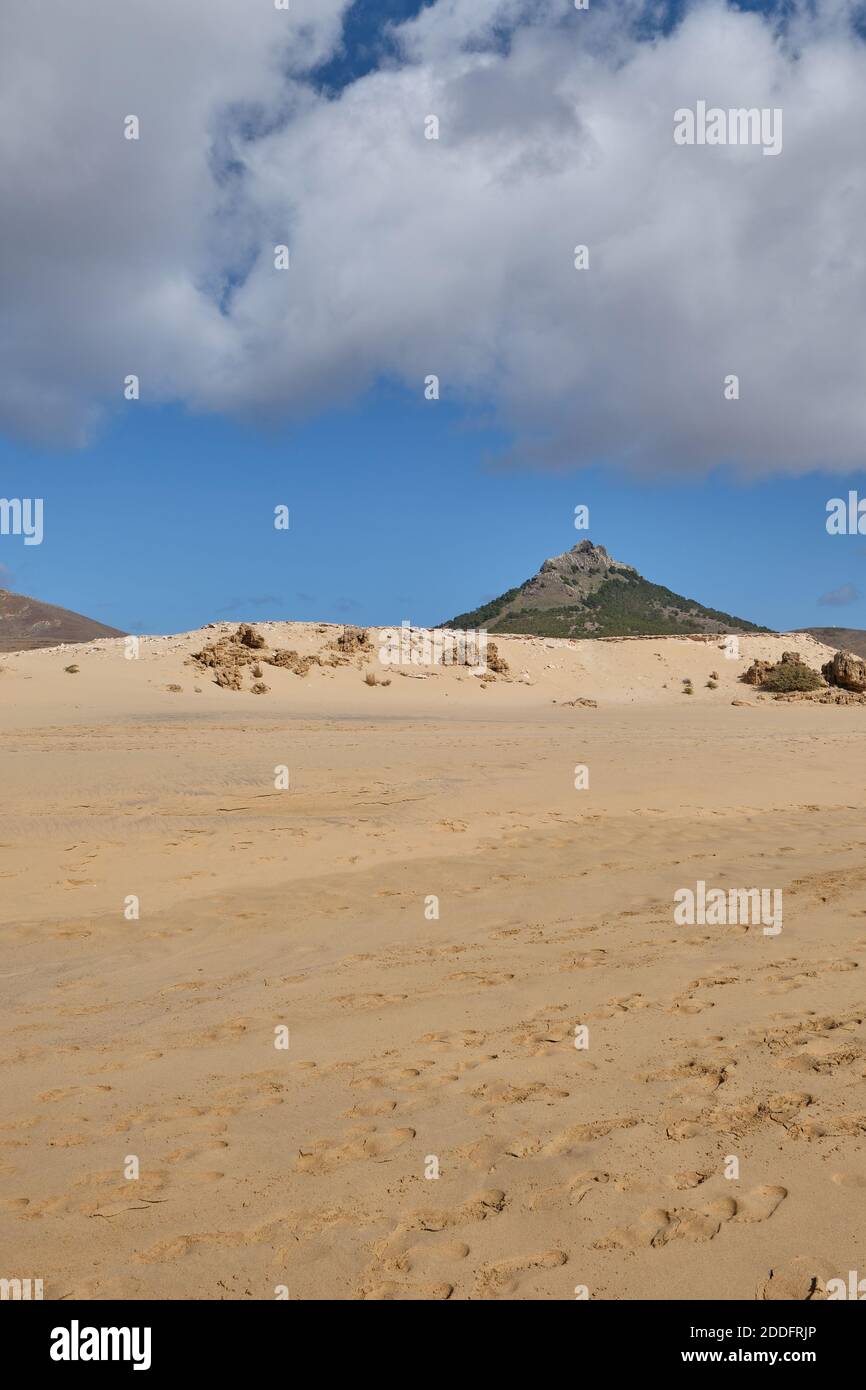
top-left (444, 539), bottom-right (764, 639)
top-left (538, 540), bottom-right (633, 579)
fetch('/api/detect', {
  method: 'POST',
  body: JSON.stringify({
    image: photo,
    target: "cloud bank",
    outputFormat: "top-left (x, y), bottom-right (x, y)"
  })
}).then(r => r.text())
top-left (3, 0), bottom-right (866, 476)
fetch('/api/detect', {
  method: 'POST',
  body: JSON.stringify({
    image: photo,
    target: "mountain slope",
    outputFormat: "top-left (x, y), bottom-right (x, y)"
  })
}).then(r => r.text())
top-left (0, 589), bottom-right (125, 651)
top-left (797, 627), bottom-right (866, 658)
top-left (444, 541), bottom-right (766, 638)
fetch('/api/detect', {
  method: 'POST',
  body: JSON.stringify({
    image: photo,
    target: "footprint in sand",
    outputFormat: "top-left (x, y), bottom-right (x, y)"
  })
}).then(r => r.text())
top-left (386, 1188), bottom-right (506, 1239)
top-left (345, 1099), bottom-right (398, 1117)
top-left (373, 1235), bottom-right (471, 1276)
top-left (665, 996), bottom-right (714, 1016)
top-left (779, 1037), bottom-right (865, 1075)
top-left (561, 949), bottom-right (607, 971)
top-left (349, 1062), bottom-right (436, 1092)
top-left (595, 1185), bottom-right (787, 1250)
top-left (418, 1028), bottom-right (491, 1052)
top-left (528, 1170), bottom-right (610, 1212)
top-left (467, 1081), bottom-right (570, 1113)
top-left (449, 971), bottom-right (515, 988)
top-left (37, 1084), bottom-right (112, 1103)
top-left (541, 1115), bottom-right (639, 1157)
top-left (369, 1188), bottom-right (506, 1277)
top-left (15, 1169), bottom-right (169, 1220)
top-left (296, 1125), bottom-right (416, 1173)
top-left (164, 1140), bottom-right (229, 1163)
top-left (669, 1171), bottom-right (711, 1191)
top-left (331, 992), bottom-right (409, 1010)
top-left (589, 993), bottom-right (651, 1020)
top-left (638, 1060), bottom-right (727, 1095)
top-left (359, 1280), bottom-right (453, 1300)
top-left (758, 1256), bottom-right (837, 1301)
top-left (473, 1249), bottom-right (568, 1299)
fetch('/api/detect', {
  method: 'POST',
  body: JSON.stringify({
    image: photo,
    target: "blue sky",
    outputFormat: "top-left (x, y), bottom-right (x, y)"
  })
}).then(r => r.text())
top-left (1, 392), bottom-right (862, 635)
top-left (2, 0), bottom-right (865, 636)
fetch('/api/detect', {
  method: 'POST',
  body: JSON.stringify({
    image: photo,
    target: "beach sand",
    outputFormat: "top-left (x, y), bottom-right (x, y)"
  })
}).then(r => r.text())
top-left (1, 625), bottom-right (864, 1300)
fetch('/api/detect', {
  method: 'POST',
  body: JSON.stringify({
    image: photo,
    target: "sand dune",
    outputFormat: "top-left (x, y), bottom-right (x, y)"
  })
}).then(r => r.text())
top-left (1, 625), bottom-right (864, 1300)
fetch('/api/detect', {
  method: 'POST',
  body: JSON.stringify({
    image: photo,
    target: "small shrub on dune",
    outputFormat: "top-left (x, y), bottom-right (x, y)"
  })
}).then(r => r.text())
top-left (741, 651), bottom-right (825, 693)
top-left (761, 662), bottom-right (824, 693)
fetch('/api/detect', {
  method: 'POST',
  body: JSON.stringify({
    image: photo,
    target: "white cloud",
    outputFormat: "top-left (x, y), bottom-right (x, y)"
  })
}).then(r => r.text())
top-left (3, 0), bottom-right (866, 476)
top-left (818, 581), bottom-right (860, 605)
top-left (0, 0), bottom-right (348, 441)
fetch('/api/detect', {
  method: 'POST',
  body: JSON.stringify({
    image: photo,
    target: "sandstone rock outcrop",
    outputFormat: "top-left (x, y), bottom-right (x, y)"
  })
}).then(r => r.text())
top-left (821, 649), bottom-right (866, 692)
top-left (741, 660), bottom-right (773, 686)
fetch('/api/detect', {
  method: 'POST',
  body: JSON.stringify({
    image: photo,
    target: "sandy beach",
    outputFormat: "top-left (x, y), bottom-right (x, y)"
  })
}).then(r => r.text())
top-left (1, 625), bottom-right (864, 1301)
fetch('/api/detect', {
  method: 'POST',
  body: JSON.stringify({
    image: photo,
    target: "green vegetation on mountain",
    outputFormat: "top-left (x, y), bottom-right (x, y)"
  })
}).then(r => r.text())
top-left (444, 541), bottom-right (766, 639)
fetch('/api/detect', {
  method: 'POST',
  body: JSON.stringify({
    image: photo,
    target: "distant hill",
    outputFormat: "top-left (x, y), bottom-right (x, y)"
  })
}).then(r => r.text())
top-left (797, 627), bottom-right (866, 659)
top-left (0, 589), bottom-right (125, 651)
top-left (444, 540), bottom-right (767, 639)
